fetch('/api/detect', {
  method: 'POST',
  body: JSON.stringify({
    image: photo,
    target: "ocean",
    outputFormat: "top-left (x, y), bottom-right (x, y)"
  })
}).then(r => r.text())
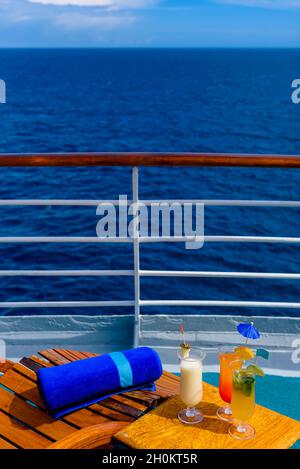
top-left (0, 48), bottom-right (300, 317)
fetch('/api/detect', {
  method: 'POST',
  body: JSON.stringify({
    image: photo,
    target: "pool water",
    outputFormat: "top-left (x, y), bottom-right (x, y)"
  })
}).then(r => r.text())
top-left (204, 373), bottom-right (300, 449)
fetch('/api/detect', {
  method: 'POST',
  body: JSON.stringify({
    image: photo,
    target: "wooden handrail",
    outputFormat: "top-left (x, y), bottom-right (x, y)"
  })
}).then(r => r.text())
top-left (0, 152), bottom-right (300, 167)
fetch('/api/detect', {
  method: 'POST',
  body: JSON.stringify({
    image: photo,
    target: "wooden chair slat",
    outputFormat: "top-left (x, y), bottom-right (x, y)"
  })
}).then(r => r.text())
top-left (0, 360), bottom-right (15, 374)
top-left (0, 410), bottom-right (51, 449)
top-left (62, 408), bottom-right (109, 428)
top-left (14, 362), bottom-right (39, 380)
top-left (0, 386), bottom-right (76, 441)
top-left (99, 397), bottom-right (144, 419)
top-left (38, 349), bottom-right (69, 365)
top-left (0, 369), bottom-right (45, 408)
top-left (76, 351), bottom-right (97, 358)
top-left (20, 357), bottom-right (44, 373)
top-left (89, 403), bottom-right (135, 423)
top-left (53, 349), bottom-right (77, 362)
top-left (121, 390), bottom-right (161, 407)
top-left (28, 355), bottom-right (51, 367)
top-left (0, 436), bottom-right (18, 449)
top-left (54, 349), bottom-right (88, 362)
top-left (109, 394), bottom-right (147, 412)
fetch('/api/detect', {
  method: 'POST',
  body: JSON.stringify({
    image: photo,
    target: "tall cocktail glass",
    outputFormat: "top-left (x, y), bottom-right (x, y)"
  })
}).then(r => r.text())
top-left (217, 347), bottom-right (241, 421)
top-left (178, 350), bottom-right (206, 424)
top-left (228, 360), bottom-right (257, 440)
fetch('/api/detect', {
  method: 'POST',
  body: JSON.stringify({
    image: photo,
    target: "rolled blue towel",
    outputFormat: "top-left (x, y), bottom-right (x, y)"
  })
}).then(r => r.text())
top-left (37, 347), bottom-right (162, 418)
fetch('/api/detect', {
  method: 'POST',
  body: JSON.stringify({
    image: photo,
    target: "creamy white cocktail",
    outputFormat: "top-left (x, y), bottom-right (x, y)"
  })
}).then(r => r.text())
top-left (178, 351), bottom-right (205, 424)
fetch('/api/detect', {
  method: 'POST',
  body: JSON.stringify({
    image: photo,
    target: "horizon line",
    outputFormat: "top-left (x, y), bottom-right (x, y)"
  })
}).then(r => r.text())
top-left (0, 46), bottom-right (300, 50)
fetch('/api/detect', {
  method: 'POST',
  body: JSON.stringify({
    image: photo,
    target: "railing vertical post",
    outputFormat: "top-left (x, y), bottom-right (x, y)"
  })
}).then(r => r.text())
top-left (132, 167), bottom-right (140, 347)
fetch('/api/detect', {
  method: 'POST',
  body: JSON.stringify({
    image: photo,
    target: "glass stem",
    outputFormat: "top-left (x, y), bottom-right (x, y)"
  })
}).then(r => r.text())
top-left (186, 407), bottom-right (196, 417)
top-left (237, 423), bottom-right (246, 433)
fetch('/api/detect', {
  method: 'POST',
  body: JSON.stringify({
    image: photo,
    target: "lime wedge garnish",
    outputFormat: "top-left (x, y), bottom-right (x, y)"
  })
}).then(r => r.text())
top-left (246, 364), bottom-right (265, 377)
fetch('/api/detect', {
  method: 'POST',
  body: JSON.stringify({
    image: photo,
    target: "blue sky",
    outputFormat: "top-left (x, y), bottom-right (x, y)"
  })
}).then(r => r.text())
top-left (0, 0), bottom-right (300, 47)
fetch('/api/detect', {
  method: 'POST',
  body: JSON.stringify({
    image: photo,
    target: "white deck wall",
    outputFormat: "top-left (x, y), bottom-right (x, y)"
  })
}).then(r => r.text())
top-left (1, 314), bottom-right (299, 377)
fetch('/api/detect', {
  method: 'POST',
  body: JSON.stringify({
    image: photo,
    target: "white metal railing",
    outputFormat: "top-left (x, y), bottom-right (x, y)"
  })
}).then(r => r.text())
top-left (1, 236), bottom-right (300, 243)
top-left (0, 270), bottom-right (134, 276)
top-left (1, 199), bottom-right (300, 207)
top-left (1, 166), bottom-right (300, 347)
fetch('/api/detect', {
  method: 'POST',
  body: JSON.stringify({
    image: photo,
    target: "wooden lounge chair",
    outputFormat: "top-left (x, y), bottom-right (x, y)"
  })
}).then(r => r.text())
top-left (0, 349), bottom-right (179, 449)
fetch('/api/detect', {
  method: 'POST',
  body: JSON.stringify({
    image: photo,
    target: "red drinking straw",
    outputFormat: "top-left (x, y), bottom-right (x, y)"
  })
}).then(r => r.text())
top-left (180, 323), bottom-right (186, 345)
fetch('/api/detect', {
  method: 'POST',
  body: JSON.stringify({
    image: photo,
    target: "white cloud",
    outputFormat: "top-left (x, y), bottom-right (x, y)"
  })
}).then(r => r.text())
top-left (29, 0), bottom-right (112, 5)
top-left (217, 0), bottom-right (300, 8)
top-left (0, 0), bottom-right (149, 37)
top-left (54, 11), bottom-right (135, 29)
top-left (27, 0), bottom-right (157, 8)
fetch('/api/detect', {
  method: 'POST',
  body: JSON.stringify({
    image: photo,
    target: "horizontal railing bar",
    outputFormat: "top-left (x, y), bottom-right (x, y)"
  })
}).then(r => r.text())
top-left (1, 199), bottom-right (300, 207)
top-left (0, 270), bottom-right (299, 279)
top-left (140, 270), bottom-right (300, 279)
top-left (139, 236), bottom-right (300, 243)
top-left (140, 300), bottom-right (300, 308)
top-left (0, 269), bottom-right (298, 279)
top-left (142, 200), bottom-right (300, 207)
top-left (0, 237), bottom-right (133, 243)
top-left (201, 236), bottom-right (300, 243)
top-left (0, 270), bottom-right (134, 276)
top-left (1, 152), bottom-right (300, 167)
top-left (0, 200), bottom-right (116, 206)
top-left (1, 299), bottom-right (300, 308)
top-left (0, 236), bottom-right (300, 243)
top-left (0, 301), bottom-right (134, 308)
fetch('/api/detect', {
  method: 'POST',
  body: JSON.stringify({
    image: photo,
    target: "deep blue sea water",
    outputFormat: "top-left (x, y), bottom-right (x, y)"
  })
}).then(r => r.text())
top-left (1, 48), bottom-right (300, 317)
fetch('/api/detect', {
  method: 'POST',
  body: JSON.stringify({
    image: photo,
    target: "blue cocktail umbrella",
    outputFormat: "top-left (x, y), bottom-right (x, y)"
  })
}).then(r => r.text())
top-left (237, 322), bottom-right (260, 344)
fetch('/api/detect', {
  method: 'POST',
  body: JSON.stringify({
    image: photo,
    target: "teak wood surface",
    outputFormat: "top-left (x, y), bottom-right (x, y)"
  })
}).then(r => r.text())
top-left (115, 392), bottom-right (300, 450)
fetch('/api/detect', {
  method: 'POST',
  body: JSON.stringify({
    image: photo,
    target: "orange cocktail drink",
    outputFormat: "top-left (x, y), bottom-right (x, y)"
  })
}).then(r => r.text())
top-left (216, 346), bottom-right (245, 421)
top-left (219, 351), bottom-right (238, 403)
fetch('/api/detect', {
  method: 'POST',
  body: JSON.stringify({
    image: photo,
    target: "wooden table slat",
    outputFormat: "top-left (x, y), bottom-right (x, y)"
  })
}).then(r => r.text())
top-left (116, 390), bottom-right (300, 450)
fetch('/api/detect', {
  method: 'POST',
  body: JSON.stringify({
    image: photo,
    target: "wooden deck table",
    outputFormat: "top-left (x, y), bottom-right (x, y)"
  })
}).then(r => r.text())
top-left (0, 348), bottom-right (298, 449)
